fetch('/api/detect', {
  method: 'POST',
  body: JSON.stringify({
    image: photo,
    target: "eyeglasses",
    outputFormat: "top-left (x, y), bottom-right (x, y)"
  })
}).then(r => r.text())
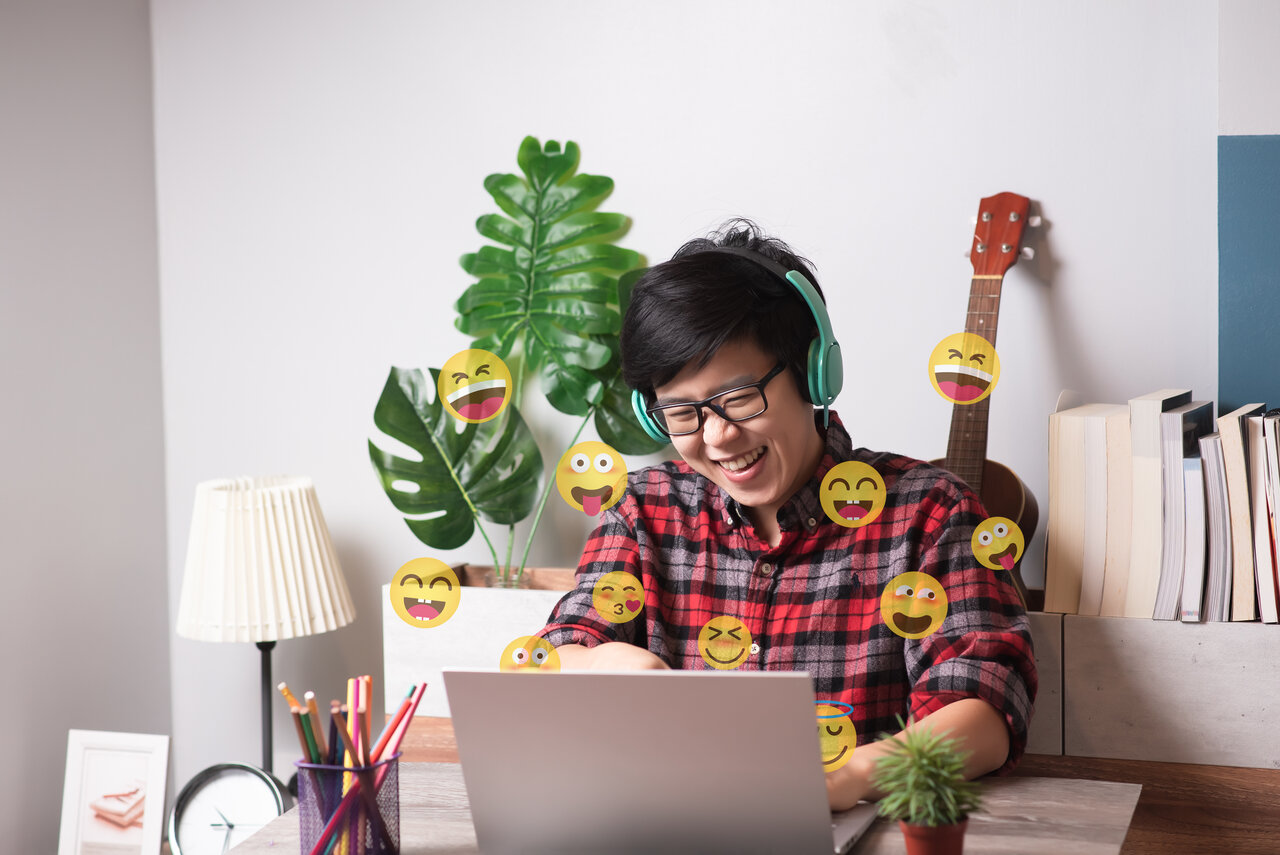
top-left (647, 363), bottom-right (787, 437)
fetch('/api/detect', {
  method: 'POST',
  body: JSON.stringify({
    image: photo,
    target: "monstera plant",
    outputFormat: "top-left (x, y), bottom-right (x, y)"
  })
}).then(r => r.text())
top-left (370, 137), bottom-right (667, 585)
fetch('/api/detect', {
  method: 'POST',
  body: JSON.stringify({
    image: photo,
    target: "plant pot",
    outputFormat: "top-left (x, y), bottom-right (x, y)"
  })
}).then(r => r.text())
top-left (898, 818), bottom-right (968, 855)
top-left (382, 563), bottom-right (577, 717)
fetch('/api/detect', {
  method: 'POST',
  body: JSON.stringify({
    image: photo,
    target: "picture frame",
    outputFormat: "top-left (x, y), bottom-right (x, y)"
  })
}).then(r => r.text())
top-left (57, 729), bottom-right (170, 855)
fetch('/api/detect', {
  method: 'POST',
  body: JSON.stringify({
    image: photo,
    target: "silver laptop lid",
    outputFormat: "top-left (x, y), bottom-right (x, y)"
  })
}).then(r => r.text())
top-left (443, 669), bottom-right (836, 855)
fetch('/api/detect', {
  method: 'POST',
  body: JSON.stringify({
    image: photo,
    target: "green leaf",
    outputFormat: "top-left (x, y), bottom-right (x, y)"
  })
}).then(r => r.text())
top-left (369, 367), bottom-right (543, 548)
top-left (455, 136), bottom-right (642, 418)
top-left (595, 370), bottom-right (669, 455)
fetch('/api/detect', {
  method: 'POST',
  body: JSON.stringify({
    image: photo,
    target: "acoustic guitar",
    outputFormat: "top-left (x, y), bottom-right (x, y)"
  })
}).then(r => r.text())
top-left (931, 191), bottom-right (1041, 609)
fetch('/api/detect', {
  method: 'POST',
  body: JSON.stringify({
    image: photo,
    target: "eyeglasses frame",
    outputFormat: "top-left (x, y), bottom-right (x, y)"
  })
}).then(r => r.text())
top-left (645, 362), bottom-right (788, 437)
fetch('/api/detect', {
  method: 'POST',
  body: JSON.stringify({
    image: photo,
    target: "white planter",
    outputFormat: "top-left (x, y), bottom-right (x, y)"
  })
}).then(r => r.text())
top-left (382, 581), bottom-right (568, 717)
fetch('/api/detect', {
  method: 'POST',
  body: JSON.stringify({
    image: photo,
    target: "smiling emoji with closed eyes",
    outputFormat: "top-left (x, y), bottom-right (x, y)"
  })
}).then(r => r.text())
top-left (880, 571), bottom-right (948, 640)
top-left (697, 616), bottom-right (752, 670)
top-left (972, 516), bottom-right (1025, 571)
top-left (928, 332), bottom-right (1001, 405)
top-left (438, 348), bottom-right (513, 423)
top-left (820, 461), bottom-right (887, 528)
top-left (815, 702), bottom-right (857, 772)
top-left (591, 570), bottom-right (645, 624)
top-left (390, 558), bottom-right (461, 628)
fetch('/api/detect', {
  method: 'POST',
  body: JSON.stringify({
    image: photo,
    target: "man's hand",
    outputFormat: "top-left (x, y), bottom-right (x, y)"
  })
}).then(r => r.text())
top-left (555, 641), bottom-right (670, 671)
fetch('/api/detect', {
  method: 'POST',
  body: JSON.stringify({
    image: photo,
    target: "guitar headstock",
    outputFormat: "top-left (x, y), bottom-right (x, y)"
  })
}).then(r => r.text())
top-left (970, 192), bottom-right (1031, 278)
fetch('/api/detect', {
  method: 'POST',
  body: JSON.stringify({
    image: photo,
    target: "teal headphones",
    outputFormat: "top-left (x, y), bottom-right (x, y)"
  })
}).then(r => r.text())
top-left (630, 245), bottom-right (844, 442)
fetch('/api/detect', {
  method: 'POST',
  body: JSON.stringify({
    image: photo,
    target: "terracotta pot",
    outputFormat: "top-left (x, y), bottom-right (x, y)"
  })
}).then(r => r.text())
top-left (898, 818), bottom-right (968, 855)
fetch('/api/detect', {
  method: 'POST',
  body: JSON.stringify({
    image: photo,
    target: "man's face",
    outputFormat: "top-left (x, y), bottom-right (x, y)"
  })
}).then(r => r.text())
top-left (654, 338), bottom-right (822, 518)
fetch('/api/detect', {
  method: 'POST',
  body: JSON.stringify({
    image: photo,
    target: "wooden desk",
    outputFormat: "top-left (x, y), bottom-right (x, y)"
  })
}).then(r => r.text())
top-left (233, 763), bottom-right (1139, 854)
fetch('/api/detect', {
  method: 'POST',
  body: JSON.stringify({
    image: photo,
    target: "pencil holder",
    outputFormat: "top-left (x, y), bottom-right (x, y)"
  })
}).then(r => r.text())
top-left (295, 753), bottom-right (400, 855)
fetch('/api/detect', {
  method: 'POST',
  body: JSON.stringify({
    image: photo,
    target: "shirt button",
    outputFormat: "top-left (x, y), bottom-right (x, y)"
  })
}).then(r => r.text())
top-left (806, 517), bottom-right (817, 528)
top-left (750, 642), bottom-right (761, 656)
top-left (759, 562), bottom-right (773, 576)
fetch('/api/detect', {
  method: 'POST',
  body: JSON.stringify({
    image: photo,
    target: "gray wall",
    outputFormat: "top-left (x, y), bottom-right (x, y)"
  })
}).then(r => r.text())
top-left (0, 2), bottom-right (170, 851)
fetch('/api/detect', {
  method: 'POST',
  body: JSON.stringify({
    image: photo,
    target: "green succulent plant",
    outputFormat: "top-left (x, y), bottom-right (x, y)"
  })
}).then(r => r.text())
top-left (371, 137), bottom-right (667, 583)
top-left (870, 716), bottom-right (983, 827)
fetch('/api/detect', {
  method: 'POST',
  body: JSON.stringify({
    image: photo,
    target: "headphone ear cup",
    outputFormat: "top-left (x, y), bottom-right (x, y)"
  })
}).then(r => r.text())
top-left (631, 389), bottom-right (669, 443)
top-left (807, 338), bottom-right (843, 405)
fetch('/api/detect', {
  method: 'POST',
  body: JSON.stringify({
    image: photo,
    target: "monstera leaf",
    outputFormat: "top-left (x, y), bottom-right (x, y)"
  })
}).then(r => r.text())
top-left (456, 136), bottom-right (642, 416)
top-left (369, 366), bottom-right (543, 550)
top-left (591, 270), bottom-right (669, 455)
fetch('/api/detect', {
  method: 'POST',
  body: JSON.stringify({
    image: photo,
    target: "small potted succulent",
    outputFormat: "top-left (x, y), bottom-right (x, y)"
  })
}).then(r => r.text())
top-left (870, 717), bottom-right (984, 855)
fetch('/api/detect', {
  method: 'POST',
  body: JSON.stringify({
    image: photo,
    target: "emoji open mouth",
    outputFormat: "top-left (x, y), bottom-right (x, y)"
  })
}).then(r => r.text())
top-left (823, 746), bottom-right (849, 766)
top-left (706, 646), bottom-right (745, 665)
top-left (834, 499), bottom-right (873, 521)
top-left (404, 598), bottom-right (446, 621)
top-left (891, 612), bottom-right (935, 635)
top-left (993, 542), bottom-right (1019, 570)
top-left (932, 365), bottom-right (993, 402)
top-left (446, 379), bottom-right (507, 420)
top-left (571, 484), bottom-right (613, 516)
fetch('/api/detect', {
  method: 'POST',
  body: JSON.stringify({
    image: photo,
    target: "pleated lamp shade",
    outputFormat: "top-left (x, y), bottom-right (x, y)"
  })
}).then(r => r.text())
top-left (176, 476), bottom-right (356, 643)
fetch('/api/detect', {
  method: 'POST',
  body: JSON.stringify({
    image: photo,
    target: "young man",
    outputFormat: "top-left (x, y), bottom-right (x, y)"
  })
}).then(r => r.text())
top-left (539, 221), bottom-right (1036, 810)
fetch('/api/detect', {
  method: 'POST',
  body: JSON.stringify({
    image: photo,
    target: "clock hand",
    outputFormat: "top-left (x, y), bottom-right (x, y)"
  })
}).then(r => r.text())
top-left (220, 824), bottom-right (233, 855)
top-left (213, 805), bottom-right (235, 829)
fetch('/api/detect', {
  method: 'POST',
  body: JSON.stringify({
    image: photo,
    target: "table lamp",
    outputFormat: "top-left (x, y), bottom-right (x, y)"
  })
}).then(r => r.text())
top-left (175, 476), bottom-right (356, 774)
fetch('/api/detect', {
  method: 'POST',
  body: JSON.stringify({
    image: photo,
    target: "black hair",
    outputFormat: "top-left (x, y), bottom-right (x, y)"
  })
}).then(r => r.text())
top-left (620, 218), bottom-right (825, 403)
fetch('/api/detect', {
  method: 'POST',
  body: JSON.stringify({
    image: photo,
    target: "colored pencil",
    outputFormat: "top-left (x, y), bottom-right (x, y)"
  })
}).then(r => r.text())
top-left (278, 681), bottom-right (302, 710)
top-left (306, 691), bottom-right (329, 760)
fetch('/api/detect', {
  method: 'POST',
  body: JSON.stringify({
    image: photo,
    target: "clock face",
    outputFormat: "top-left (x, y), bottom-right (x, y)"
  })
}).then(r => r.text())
top-left (171, 764), bottom-right (289, 855)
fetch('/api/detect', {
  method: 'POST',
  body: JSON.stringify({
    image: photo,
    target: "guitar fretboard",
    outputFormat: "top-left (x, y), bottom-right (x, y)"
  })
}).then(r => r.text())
top-left (944, 275), bottom-right (1004, 491)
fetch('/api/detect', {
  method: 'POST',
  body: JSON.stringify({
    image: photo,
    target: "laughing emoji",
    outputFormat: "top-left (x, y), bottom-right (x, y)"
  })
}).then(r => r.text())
top-left (697, 615), bottom-right (752, 670)
top-left (820, 461), bottom-right (887, 528)
top-left (880, 571), bottom-right (949, 640)
top-left (972, 516), bottom-right (1025, 571)
top-left (928, 333), bottom-right (1000, 405)
top-left (555, 441), bottom-right (627, 516)
top-left (438, 348), bottom-right (513, 423)
top-left (390, 558), bottom-right (461, 628)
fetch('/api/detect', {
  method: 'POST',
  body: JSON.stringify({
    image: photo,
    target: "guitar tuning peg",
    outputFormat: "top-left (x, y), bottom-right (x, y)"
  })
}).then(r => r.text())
top-left (1028, 215), bottom-right (1043, 227)
top-left (1020, 246), bottom-right (1035, 260)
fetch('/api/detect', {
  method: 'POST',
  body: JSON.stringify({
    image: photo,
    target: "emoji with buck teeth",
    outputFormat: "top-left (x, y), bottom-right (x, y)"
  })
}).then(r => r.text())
top-left (697, 615), bottom-right (752, 670)
top-left (972, 517), bottom-right (1025, 572)
top-left (499, 636), bottom-right (561, 672)
top-left (820, 461), bottom-right (886, 528)
top-left (591, 570), bottom-right (645, 624)
top-left (816, 702), bottom-right (857, 772)
top-left (880, 571), bottom-right (949, 640)
top-left (390, 558), bottom-right (461, 628)
top-left (555, 441), bottom-right (627, 516)
top-left (928, 332), bottom-right (1000, 405)
top-left (438, 348), bottom-right (512, 423)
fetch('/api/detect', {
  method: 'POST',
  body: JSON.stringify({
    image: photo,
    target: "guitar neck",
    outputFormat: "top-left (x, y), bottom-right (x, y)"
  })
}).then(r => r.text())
top-left (944, 275), bottom-right (1003, 491)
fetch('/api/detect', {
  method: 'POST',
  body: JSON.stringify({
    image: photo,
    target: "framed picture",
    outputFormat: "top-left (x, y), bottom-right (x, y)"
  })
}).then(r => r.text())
top-left (57, 730), bottom-right (170, 855)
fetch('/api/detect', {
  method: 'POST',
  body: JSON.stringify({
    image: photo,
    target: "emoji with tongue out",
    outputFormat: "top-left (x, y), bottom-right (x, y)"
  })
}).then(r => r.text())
top-left (389, 558), bottom-right (461, 628)
top-left (972, 517), bottom-right (1025, 572)
top-left (438, 349), bottom-right (512, 423)
top-left (927, 332), bottom-right (1001, 405)
top-left (555, 441), bottom-right (628, 516)
top-left (880, 571), bottom-right (949, 640)
top-left (820, 461), bottom-right (886, 528)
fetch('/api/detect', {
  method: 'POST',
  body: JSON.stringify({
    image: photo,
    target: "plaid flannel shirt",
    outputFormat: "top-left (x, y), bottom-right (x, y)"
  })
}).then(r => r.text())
top-left (539, 412), bottom-right (1037, 770)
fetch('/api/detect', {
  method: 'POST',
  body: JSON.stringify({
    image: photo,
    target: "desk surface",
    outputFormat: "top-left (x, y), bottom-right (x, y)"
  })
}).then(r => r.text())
top-left (233, 763), bottom-right (1138, 854)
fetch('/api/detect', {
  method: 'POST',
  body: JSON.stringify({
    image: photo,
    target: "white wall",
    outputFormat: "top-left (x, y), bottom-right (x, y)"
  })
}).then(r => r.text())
top-left (0, 2), bottom-right (169, 851)
top-left (152, 1), bottom-right (1219, 786)
top-left (1220, 0), bottom-right (1280, 134)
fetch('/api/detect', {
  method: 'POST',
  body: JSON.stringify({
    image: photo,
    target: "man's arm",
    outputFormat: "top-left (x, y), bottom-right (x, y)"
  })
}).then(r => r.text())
top-left (555, 641), bottom-right (670, 671)
top-left (824, 697), bottom-right (1009, 811)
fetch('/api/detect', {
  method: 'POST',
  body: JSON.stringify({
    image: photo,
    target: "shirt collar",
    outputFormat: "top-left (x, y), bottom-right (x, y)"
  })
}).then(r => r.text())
top-left (717, 410), bottom-right (853, 532)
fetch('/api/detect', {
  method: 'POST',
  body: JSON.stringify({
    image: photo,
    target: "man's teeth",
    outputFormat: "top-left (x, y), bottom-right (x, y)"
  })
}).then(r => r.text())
top-left (719, 448), bottom-right (764, 472)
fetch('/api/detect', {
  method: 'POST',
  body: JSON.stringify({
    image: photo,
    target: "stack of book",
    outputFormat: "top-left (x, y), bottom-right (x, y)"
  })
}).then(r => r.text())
top-left (1045, 391), bottom-right (1280, 622)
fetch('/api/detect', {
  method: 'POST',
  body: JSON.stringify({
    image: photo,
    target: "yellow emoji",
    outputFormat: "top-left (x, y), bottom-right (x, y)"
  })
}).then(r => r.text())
top-left (972, 516), bottom-right (1025, 572)
top-left (816, 702), bottom-right (857, 772)
top-left (697, 616), bottom-right (752, 670)
top-left (555, 441), bottom-right (628, 516)
top-left (390, 558), bottom-right (461, 628)
top-left (438, 348), bottom-right (513, 423)
top-left (591, 571), bottom-right (645, 624)
top-left (499, 636), bottom-right (561, 672)
top-left (820, 461), bottom-right (887, 528)
top-left (928, 333), bottom-right (1001, 405)
top-left (880, 571), bottom-right (949, 640)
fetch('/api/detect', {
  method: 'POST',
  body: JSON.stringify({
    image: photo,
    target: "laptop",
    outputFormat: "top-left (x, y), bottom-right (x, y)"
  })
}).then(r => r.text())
top-left (443, 669), bottom-right (878, 854)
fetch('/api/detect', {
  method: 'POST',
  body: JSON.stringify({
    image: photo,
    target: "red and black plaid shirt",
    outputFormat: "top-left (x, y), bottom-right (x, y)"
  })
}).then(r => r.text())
top-left (539, 413), bottom-right (1037, 770)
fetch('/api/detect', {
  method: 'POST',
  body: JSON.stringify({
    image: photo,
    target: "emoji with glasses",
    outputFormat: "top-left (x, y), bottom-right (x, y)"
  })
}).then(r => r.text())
top-left (591, 570), bottom-right (645, 624)
top-left (820, 461), bottom-right (886, 528)
top-left (697, 615), bottom-right (753, 670)
top-left (927, 332), bottom-right (1001, 405)
top-left (438, 348), bottom-right (513, 423)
